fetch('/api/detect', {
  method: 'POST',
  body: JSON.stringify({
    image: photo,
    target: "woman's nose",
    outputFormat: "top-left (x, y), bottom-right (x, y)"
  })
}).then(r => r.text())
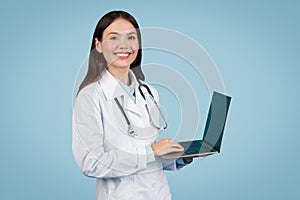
top-left (118, 38), bottom-right (129, 48)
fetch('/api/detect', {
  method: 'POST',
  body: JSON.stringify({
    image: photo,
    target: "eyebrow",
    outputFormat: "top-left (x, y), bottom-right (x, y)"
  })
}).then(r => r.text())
top-left (107, 31), bottom-right (137, 36)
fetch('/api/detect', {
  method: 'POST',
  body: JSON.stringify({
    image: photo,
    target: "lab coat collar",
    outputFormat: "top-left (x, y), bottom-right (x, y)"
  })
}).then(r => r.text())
top-left (99, 69), bottom-right (146, 116)
top-left (99, 69), bottom-right (127, 100)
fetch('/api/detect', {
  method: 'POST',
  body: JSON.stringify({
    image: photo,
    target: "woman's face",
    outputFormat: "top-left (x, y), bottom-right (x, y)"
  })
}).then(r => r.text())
top-left (96, 18), bottom-right (139, 70)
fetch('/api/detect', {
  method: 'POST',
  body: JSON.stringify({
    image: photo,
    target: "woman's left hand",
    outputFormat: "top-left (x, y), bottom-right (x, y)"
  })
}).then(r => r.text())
top-left (182, 157), bottom-right (193, 164)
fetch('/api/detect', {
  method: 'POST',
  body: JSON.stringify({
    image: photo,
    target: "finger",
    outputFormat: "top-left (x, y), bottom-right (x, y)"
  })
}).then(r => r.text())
top-left (169, 145), bottom-right (184, 152)
top-left (183, 157), bottom-right (193, 162)
top-left (171, 140), bottom-right (183, 147)
top-left (169, 141), bottom-right (184, 150)
top-left (174, 145), bottom-right (184, 151)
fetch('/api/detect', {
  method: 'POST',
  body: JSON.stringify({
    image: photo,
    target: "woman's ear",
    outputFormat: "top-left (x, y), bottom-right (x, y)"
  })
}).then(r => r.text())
top-left (95, 38), bottom-right (102, 53)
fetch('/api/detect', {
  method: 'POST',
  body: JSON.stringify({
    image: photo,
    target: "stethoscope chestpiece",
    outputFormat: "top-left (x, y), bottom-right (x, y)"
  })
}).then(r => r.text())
top-left (114, 80), bottom-right (168, 138)
top-left (128, 125), bottom-right (137, 137)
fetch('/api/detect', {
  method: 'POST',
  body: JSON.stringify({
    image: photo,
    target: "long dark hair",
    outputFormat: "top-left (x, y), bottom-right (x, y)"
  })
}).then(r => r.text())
top-left (78, 10), bottom-right (145, 93)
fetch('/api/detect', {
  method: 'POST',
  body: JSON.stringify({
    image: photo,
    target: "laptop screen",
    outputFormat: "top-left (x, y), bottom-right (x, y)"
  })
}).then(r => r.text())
top-left (202, 91), bottom-right (231, 152)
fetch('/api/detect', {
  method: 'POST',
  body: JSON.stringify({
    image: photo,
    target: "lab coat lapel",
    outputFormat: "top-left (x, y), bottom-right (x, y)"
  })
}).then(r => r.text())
top-left (99, 69), bottom-right (145, 116)
top-left (100, 69), bottom-right (127, 101)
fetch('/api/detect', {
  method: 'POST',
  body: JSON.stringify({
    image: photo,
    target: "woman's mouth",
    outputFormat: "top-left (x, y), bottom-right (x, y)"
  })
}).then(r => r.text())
top-left (114, 52), bottom-right (131, 59)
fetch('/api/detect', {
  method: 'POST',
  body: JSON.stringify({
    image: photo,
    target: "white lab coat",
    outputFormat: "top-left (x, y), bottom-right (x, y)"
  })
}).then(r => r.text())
top-left (72, 69), bottom-right (179, 200)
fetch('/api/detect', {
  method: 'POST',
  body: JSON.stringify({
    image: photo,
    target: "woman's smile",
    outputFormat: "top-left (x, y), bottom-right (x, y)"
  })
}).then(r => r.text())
top-left (114, 51), bottom-right (132, 60)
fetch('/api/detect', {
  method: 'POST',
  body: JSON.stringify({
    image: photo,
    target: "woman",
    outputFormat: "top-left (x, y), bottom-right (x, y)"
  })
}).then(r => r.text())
top-left (72, 10), bottom-right (192, 200)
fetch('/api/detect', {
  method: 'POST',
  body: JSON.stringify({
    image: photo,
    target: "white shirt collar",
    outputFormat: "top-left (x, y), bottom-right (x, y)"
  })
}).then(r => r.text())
top-left (115, 70), bottom-right (137, 98)
top-left (99, 69), bottom-right (138, 101)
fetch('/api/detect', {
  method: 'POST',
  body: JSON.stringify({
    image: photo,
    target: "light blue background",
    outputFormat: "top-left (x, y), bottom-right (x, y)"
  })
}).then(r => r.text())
top-left (1, 0), bottom-right (299, 199)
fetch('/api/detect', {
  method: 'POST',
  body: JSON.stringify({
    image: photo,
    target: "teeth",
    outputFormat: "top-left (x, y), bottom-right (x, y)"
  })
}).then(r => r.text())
top-left (116, 53), bottom-right (129, 56)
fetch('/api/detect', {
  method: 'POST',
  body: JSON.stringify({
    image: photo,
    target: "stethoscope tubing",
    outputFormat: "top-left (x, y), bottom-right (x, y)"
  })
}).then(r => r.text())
top-left (114, 80), bottom-right (167, 137)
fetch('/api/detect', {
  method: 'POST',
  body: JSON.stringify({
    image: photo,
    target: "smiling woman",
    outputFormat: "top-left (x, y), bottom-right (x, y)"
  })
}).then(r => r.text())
top-left (95, 18), bottom-right (139, 84)
top-left (77, 11), bottom-right (144, 93)
top-left (72, 10), bottom-right (192, 200)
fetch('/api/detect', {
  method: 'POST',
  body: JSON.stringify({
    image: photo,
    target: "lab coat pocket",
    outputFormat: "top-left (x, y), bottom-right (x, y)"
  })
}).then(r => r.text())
top-left (102, 176), bottom-right (134, 200)
top-left (157, 184), bottom-right (172, 200)
top-left (156, 170), bottom-right (172, 200)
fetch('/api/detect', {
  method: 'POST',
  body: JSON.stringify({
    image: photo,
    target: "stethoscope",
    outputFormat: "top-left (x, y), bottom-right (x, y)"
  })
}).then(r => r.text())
top-left (114, 80), bottom-right (167, 137)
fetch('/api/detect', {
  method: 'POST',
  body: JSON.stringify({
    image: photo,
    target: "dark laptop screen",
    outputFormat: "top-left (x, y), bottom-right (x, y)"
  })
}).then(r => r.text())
top-left (202, 91), bottom-right (231, 152)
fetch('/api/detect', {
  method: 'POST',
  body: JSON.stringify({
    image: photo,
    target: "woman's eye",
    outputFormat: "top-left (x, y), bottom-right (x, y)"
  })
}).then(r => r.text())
top-left (128, 35), bottom-right (136, 40)
top-left (110, 36), bottom-right (118, 40)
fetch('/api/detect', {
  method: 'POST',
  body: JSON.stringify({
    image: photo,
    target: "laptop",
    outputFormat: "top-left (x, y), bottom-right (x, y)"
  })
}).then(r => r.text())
top-left (162, 91), bottom-right (232, 159)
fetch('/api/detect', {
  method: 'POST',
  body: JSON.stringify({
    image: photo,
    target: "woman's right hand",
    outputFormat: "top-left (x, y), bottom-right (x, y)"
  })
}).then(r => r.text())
top-left (151, 137), bottom-right (184, 156)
